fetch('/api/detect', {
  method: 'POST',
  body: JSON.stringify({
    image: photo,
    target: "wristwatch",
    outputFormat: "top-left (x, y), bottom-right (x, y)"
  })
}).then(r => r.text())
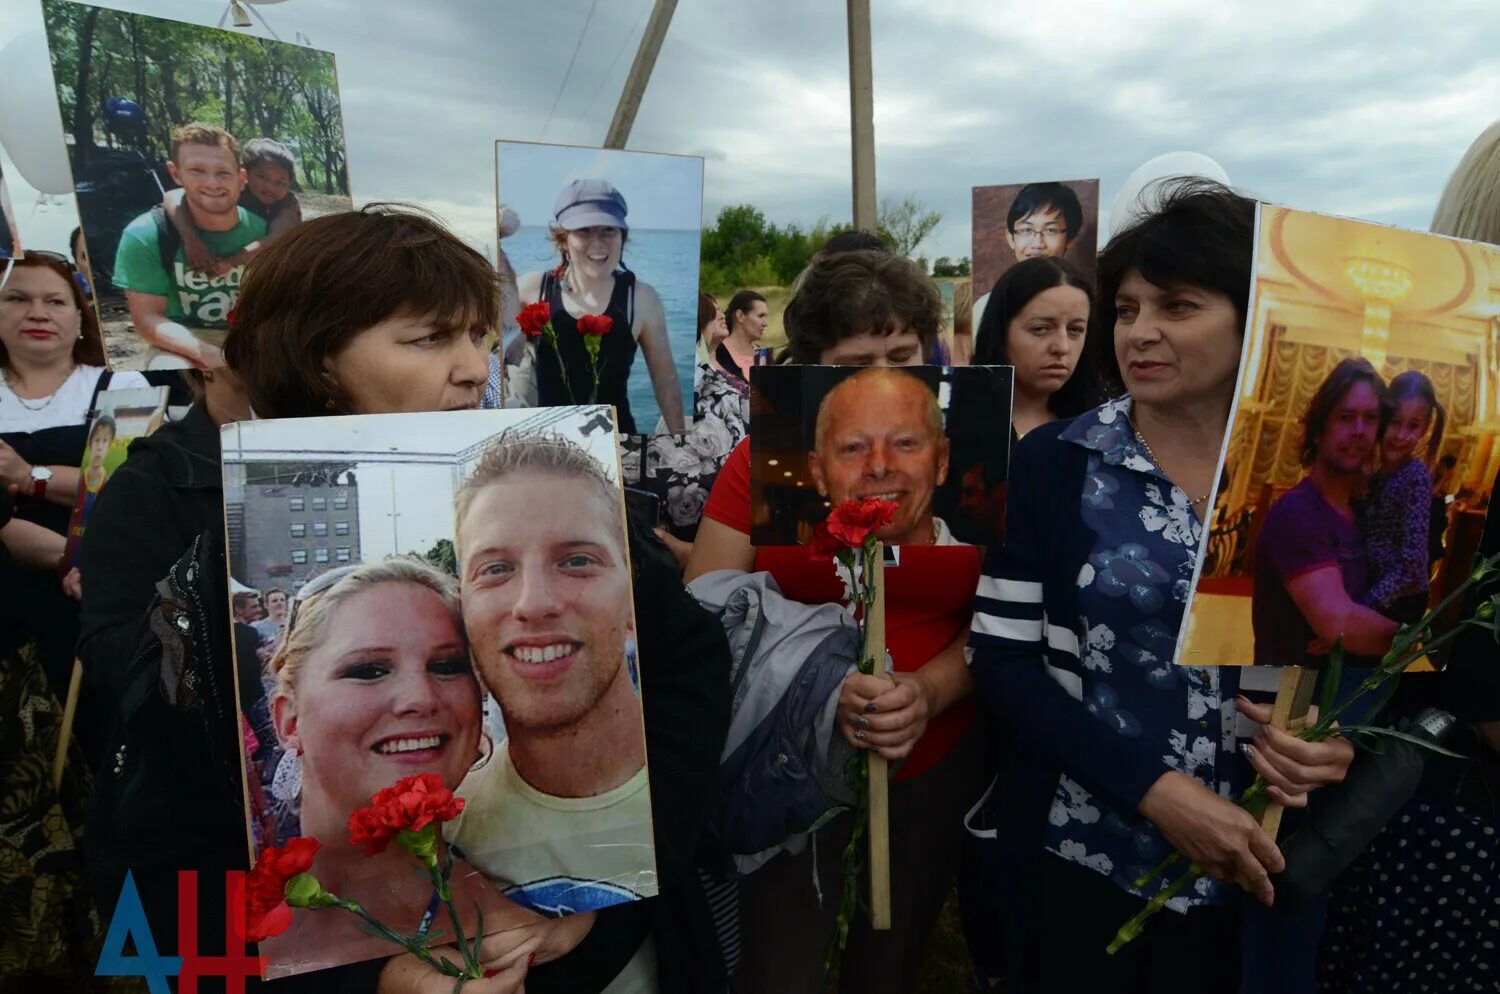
top-left (29, 464), bottom-right (53, 500)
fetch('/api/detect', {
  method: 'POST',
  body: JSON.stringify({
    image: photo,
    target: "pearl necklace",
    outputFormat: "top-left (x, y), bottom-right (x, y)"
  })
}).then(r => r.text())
top-left (1133, 426), bottom-right (1212, 506)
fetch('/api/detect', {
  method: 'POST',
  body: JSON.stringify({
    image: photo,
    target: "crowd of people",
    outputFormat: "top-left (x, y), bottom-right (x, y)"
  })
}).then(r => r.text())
top-left (0, 116), bottom-right (1497, 994)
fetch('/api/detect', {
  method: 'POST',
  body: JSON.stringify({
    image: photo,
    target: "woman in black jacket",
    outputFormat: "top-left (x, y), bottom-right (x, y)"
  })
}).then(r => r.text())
top-left (80, 204), bottom-right (730, 993)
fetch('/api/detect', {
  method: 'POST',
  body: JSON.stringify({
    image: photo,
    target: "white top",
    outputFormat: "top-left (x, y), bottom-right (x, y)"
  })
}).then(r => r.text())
top-left (972, 290), bottom-right (991, 333)
top-left (933, 515), bottom-right (969, 547)
top-left (0, 365), bottom-right (150, 434)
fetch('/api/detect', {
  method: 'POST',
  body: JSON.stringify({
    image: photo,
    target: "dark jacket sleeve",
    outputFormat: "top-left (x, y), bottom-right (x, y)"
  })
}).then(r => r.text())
top-left (1440, 468), bottom-right (1500, 721)
top-left (968, 430), bottom-right (1169, 816)
top-left (527, 519), bottom-right (732, 994)
top-left (262, 959), bottom-right (387, 994)
top-left (0, 488), bottom-right (26, 657)
top-left (76, 456), bottom-right (195, 701)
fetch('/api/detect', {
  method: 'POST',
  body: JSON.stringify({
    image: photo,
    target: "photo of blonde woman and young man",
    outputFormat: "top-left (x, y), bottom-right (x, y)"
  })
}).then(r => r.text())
top-left (229, 420), bottom-right (656, 979)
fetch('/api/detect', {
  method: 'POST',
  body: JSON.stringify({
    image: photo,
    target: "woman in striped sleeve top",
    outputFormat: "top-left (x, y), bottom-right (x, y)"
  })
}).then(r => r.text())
top-left (966, 179), bottom-right (1355, 992)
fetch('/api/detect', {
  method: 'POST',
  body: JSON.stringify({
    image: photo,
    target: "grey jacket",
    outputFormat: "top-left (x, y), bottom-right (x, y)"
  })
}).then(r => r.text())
top-left (689, 569), bottom-right (861, 875)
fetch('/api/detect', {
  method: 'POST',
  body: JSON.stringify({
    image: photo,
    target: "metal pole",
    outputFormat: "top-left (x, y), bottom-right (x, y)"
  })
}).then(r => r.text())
top-left (388, 471), bottom-right (401, 553)
top-left (847, 0), bottom-right (877, 231)
top-left (604, 0), bottom-right (680, 149)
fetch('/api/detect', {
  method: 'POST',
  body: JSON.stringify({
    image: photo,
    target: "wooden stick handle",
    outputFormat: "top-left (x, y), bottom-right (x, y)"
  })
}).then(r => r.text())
top-left (1257, 665), bottom-right (1318, 838)
top-left (866, 542), bottom-right (892, 930)
top-left (868, 754), bottom-right (891, 929)
top-left (51, 659), bottom-right (84, 793)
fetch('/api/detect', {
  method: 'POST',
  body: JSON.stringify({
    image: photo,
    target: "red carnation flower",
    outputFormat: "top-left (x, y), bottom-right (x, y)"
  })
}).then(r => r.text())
top-left (577, 314), bottom-right (613, 337)
top-left (517, 301), bottom-right (552, 338)
top-left (347, 773), bottom-right (465, 857)
top-left (243, 836), bottom-right (321, 942)
top-left (225, 304), bottom-right (238, 327)
top-left (822, 497), bottom-right (897, 549)
top-left (809, 520), bottom-right (845, 558)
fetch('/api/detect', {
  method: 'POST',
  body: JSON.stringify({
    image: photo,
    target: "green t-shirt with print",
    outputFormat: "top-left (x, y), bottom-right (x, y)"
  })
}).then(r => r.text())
top-left (112, 207), bottom-right (267, 344)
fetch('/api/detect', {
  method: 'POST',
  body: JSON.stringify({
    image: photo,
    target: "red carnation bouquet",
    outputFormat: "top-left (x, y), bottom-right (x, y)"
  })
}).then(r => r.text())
top-left (576, 313), bottom-right (613, 403)
top-left (516, 301), bottom-right (613, 404)
top-left (813, 498), bottom-right (897, 979)
top-left (245, 773), bottom-right (490, 985)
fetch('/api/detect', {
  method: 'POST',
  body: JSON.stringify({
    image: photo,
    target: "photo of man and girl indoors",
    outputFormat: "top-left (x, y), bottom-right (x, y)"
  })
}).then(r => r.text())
top-left (1179, 206), bottom-right (1500, 672)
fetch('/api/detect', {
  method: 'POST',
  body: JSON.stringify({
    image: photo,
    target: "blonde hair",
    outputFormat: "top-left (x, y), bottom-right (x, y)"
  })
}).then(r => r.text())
top-left (454, 432), bottom-right (619, 561)
top-left (171, 121), bottom-right (240, 162)
top-left (1431, 120), bottom-right (1500, 243)
top-left (953, 280), bottom-right (973, 339)
top-left (270, 556), bottom-right (464, 702)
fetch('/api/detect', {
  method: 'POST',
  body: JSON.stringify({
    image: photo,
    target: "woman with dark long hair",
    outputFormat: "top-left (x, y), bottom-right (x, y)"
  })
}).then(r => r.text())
top-left (972, 256), bottom-right (1108, 436)
top-left (714, 290), bottom-right (767, 386)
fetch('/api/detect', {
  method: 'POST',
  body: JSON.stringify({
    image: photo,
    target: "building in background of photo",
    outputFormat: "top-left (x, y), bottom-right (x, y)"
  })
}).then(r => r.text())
top-left (225, 462), bottom-right (361, 594)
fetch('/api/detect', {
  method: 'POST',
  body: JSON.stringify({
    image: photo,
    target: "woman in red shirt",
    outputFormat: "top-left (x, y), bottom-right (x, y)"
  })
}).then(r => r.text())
top-left (686, 249), bottom-right (983, 994)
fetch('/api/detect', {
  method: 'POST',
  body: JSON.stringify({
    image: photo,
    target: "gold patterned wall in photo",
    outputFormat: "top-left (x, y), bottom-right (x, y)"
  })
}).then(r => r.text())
top-left (1184, 205), bottom-right (1500, 667)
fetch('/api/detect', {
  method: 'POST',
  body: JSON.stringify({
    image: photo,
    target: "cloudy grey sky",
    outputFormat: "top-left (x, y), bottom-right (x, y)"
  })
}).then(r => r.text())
top-left (2, 0), bottom-right (1495, 262)
top-left (497, 140), bottom-right (703, 231)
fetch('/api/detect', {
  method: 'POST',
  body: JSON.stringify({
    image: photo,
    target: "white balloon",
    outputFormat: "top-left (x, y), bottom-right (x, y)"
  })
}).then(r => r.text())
top-left (1108, 152), bottom-right (1231, 238)
top-left (0, 30), bottom-right (74, 196)
top-left (498, 205), bottom-right (521, 239)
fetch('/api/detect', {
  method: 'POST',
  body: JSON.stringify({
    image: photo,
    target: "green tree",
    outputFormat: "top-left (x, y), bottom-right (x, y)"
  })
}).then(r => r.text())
top-left (877, 195), bottom-right (941, 258)
top-left (700, 207), bottom-right (858, 292)
top-left (41, 0), bottom-right (349, 192)
top-left (422, 538), bottom-right (458, 578)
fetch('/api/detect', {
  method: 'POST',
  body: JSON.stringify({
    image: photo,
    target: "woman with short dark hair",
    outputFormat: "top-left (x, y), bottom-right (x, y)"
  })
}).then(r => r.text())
top-left (225, 203), bottom-right (497, 418)
top-left (779, 250), bottom-right (941, 366)
top-left (82, 201), bottom-right (729, 994)
top-left (0, 253), bottom-right (149, 718)
top-left (968, 179), bottom-right (1355, 991)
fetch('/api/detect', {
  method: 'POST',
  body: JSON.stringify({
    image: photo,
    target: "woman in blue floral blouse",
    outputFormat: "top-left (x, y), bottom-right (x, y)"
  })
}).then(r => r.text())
top-left (967, 179), bottom-right (1356, 992)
